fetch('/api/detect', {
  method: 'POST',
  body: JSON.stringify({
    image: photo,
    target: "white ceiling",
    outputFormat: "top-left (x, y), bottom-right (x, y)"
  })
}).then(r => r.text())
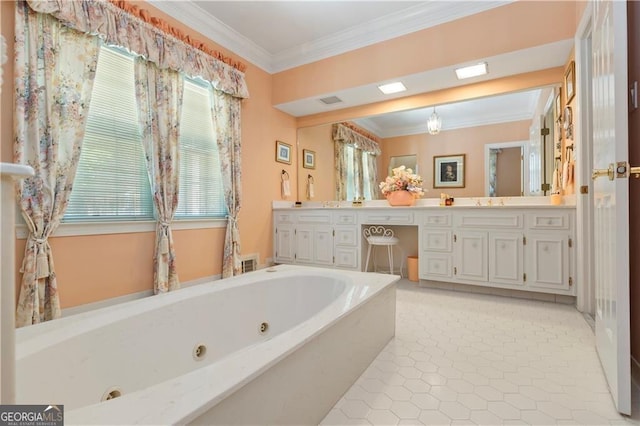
top-left (149, 1), bottom-right (570, 137)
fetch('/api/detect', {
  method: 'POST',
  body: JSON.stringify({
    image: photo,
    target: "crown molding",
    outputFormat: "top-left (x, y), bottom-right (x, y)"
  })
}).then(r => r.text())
top-left (271, 1), bottom-right (512, 73)
top-left (149, 1), bottom-right (513, 74)
top-left (147, 0), bottom-right (273, 72)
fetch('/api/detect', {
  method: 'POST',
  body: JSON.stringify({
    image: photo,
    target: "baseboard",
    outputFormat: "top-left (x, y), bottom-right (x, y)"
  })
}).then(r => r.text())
top-left (61, 274), bottom-right (221, 318)
top-left (417, 279), bottom-right (576, 305)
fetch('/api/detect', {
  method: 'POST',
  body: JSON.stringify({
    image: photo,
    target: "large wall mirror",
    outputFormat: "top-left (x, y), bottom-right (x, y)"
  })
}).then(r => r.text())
top-left (297, 85), bottom-right (560, 201)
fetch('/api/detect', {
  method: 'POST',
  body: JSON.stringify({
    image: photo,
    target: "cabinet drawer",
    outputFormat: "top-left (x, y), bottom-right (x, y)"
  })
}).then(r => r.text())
top-left (334, 247), bottom-right (358, 269)
top-left (297, 212), bottom-right (331, 224)
top-left (422, 212), bottom-right (452, 227)
top-left (274, 212), bottom-right (295, 224)
top-left (422, 230), bottom-right (452, 252)
top-left (334, 212), bottom-right (357, 225)
top-left (362, 211), bottom-right (414, 225)
top-left (527, 212), bottom-right (570, 230)
top-left (335, 227), bottom-right (358, 247)
top-left (420, 254), bottom-right (452, 279)
top-left (457, 213), bottom-right (522, 229)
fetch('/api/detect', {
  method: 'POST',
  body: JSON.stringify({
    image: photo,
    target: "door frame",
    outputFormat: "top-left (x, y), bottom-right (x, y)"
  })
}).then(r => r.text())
top-left (575, 4), bottom-right (595, 315)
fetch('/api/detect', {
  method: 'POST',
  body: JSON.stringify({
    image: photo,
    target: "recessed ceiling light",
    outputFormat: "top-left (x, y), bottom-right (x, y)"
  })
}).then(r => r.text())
top-left (378, 82), bottom-right (406, 94)
top-left (455, 62), bottom-right (488, 80)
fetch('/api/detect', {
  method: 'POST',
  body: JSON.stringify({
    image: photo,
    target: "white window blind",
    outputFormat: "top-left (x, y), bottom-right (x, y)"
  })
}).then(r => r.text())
top-left (65, 45), bottom-right (227, 222)
top-left (65, 46), bottom-right (153, 221)
top-left (175, 79), bottom-right (227, 218)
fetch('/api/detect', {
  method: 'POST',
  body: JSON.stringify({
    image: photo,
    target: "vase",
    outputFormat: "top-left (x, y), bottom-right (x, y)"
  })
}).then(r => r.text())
top-left (386, 190), bottom-right (415, 206)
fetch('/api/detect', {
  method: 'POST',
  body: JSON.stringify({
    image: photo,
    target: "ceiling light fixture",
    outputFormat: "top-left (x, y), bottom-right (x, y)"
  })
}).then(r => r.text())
top-left (455, 62), bottom-right (488, 80)
top-left (427, 107), bottom-right (442, 135)
top-left (378, 82), bottom-right (406, 94)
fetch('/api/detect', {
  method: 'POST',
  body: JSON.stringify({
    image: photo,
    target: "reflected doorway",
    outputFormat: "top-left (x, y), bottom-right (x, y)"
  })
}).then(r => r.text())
top-left (484, 141), bottom-right (527, 197)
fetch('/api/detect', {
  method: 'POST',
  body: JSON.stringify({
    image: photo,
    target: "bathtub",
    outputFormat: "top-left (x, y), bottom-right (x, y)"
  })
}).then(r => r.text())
top-left (15, 264), bottom-right (398, 425)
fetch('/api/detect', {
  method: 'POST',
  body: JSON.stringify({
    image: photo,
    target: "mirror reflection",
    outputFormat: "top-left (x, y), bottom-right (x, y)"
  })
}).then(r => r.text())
top-left (297, 85), bottom-right (561, 201)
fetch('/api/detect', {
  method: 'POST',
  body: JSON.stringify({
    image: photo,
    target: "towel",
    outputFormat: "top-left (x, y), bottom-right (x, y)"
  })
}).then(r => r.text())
top-left (282, 178), bottom-right (291, 198)
top-left (562, 161), bottom-right (569, 190)
top-left (307, 182), bottom-right (315, 200)
top-left (552, 168), bottom-right (560, 193)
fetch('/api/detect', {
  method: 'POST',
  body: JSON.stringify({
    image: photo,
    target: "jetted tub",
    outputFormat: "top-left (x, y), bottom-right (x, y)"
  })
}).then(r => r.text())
top-left (15, 265), bottom-right (398, 425)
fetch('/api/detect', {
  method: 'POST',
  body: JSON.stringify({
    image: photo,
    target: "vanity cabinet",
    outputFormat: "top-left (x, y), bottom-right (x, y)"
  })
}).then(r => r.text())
top-left (274, 205), bottom-right (575, 296)
top-left (524, 211), bottom-right (573, 292)
top-left (419, 208), bottom-right (574, 295)
top-left (273, 210), bottom-right (360, 270)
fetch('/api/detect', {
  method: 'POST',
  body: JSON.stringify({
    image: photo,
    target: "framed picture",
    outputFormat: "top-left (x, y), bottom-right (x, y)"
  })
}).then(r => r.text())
top-left (564, 61), bottom-right (575, 104)
top-left (433, 154), bottom-right (465, 188)
top-left (555, 88), bottom-right (562, 122)
top-left (275, 140), bottom-right (291, 164)
top-left (303, 149), bottom-right (316, 169)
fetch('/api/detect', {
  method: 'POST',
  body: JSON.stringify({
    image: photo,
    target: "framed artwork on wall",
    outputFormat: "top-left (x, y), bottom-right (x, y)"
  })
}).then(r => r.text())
top-left (275, 140), bottom-right (291, 164)
top-left (303, 149), bottom-right (316, 169)
top-left (564, 61), bottom-right (575, 104)
top-left (434, 154), bottom-right (465, 188)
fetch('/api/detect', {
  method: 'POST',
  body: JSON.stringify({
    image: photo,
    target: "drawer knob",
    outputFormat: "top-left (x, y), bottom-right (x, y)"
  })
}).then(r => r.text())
top-left (547, 219), bottom-right (553, 225)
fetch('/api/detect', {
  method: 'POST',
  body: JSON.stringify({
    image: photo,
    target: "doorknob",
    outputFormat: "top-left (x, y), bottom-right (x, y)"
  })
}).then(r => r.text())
top-left (592, 164), bottom-right (614, 181)
top-left (630, 166), bottom-right (640, 178)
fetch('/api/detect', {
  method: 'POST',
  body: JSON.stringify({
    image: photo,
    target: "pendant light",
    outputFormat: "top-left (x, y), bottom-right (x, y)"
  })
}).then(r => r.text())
top-left (427, 107), bottom-right (442, 135)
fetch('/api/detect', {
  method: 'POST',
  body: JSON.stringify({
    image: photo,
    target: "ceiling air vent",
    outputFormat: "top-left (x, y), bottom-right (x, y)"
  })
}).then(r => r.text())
top-left (318, 96), bottom-right (343, 105)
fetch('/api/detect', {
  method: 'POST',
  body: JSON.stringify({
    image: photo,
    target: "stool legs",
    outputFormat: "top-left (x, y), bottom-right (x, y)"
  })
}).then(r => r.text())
top-left (388, 246), bottom-right (393, 276)
top-left (365, 244), bottom-right (372, 272)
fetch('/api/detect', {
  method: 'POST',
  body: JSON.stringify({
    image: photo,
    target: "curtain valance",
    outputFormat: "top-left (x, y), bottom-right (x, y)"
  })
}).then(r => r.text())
top-left (332, 123), bottom-right (381, 155)
top-left (26, 0), bottom-right (249, 99)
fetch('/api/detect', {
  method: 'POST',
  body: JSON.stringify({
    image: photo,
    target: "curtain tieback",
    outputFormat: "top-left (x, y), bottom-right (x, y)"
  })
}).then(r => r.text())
top-left (22, 234), bottom-right (51, 279)
top-left (157, 221), bottom-right (171, 254)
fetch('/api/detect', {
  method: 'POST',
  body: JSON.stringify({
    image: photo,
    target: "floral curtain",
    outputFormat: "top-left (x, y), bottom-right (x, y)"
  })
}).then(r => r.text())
top-left (26, 0), bottom-right (248, 99)
top-left (489, 149), bottom-right (499, 197)
top-left (14, 2), bottom-right (100, 326)
top-left (213, 90), bottom-right (242, 278)
top-left (134, 59), bottom-right (183, 293)
top-left (334, 141), bottom-right (349, 201)
top-left (332, 123), bottom-right (380, 201)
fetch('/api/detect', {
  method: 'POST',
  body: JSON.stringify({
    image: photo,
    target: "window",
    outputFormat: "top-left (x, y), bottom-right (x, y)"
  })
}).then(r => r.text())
top-left (175, 79), bottom-right (226, 218)
top-left (65, 45), bottom-right (226, 223)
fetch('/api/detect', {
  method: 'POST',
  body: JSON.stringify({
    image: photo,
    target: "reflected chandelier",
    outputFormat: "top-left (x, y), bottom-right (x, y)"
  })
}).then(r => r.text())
top-left (427, 107), bottom-right (442, 135)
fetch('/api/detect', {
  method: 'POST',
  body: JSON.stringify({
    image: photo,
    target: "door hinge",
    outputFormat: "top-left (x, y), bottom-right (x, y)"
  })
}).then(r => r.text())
top-left (569, 277), bottom-right (573, 287)
top-left (541, 127), bottom-right (550, 136)
top-left (294, 254), bottom-right (297, 260)
top-left (580, 185), bottom-right (589, 194)
top-left (541, 183), bottom-right (551, 192)
top-left (332, 229), bottom-right (335, 237)
top-left (631, 80), bottom-right (638, 111)
top-left (454, 266), bottom-right (457, 275)
top-left (523, 273), bottom-right (527, 282)
top-left (333, 256), bottom-right (335, 263)
top-left (294, 229), bottom-right (297, 235)
top-left (454, 234), bottom-right (457, 243)
top-left (568, 238), bottom-right (573, 248)
top-left (523, 236), bottom-right (527, 245)
top-left (275, 228), bottom-right (278, 234)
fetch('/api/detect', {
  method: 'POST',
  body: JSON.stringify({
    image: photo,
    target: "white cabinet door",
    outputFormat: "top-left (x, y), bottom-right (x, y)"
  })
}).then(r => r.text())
top-left (314, 227), bottom-right (334, 265)
top-left (526, 233), bottom-right (570, 292)
top-left (421, 253), bottom-right (452, 280)
top-left (489, 232), bottom-right (524, 286)
top-left (455, 231), bottom-right (487, 282)
top-left (295, 227), bottom-right (314, 263)
top-left (275, 225), bottom-right (295, 263)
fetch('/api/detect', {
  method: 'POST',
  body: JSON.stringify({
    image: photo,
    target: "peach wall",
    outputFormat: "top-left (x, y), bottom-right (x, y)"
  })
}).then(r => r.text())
top-left (273, 1), bottom-right (577, 105)
top-left (297, 124), bottom-right (335, 201)
top-left (496, 147), bottom-right (523, 197)
top-left (380, 121), bottom-right (530, 198)
top-left (4, 1), bottom-right (296, 310)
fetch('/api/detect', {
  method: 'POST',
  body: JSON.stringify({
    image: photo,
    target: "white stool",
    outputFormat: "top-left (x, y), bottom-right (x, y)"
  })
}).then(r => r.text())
top-left (363, 226), bottom-right (404, 276)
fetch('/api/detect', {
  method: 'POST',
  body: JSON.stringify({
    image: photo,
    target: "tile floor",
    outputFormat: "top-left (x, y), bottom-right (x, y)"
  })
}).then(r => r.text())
top-left (321, 280), bottom-right (640, 425)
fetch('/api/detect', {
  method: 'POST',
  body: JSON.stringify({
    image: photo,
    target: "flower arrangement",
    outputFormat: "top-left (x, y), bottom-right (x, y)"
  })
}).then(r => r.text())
top-left (379, 166), bottom-right (425, 198)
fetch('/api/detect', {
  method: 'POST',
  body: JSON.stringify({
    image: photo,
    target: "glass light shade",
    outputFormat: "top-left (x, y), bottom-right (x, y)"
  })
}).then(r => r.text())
top-left (427, 108), bottom-right (442, 135)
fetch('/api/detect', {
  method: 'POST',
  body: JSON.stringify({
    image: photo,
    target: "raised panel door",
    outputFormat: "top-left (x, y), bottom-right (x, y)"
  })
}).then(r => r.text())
top-left (489, 232), bottom-right (524, 286)
top-left (455, 231), bottom-right (488, 282)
